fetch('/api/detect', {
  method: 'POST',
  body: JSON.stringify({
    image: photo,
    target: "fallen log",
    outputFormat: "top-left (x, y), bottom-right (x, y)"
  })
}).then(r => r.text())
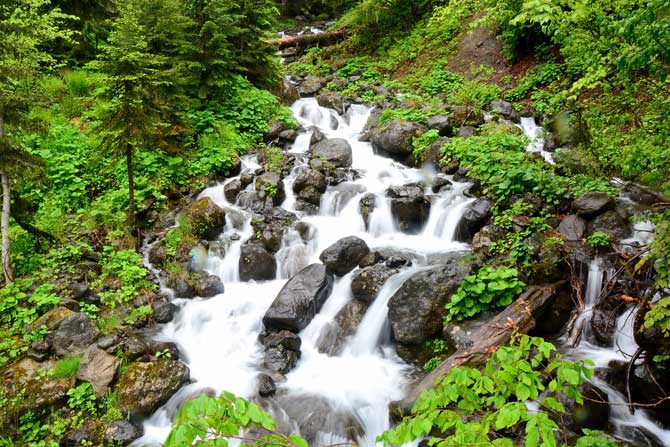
top-left (391, 282), bottom-right (567, 416)
top-left (270, 29), bottom-right (347, 50)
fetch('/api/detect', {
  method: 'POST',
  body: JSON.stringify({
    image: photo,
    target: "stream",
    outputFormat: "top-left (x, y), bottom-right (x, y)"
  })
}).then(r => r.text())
top-left (134, 98), bottom-right (669, 446)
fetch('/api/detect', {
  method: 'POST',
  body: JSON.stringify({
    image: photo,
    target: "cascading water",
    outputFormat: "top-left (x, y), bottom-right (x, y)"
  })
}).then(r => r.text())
top-left (516, 116), bottom-right (554, 164)
top-left (563, 258), bottom-right (670, 446)
top-left (135, 97), bottom-right (474, 446)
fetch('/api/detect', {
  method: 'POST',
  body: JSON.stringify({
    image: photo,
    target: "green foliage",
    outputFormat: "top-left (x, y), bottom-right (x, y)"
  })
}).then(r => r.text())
top-left (412, 129), bottom-right (440, 161)
top-left (423, 339), bottom-right (450, 372)
top-left (49, 357), bottom-right (81, 379)
top-left (586, 232), bottom-right (611, 249)
top-left (380, 334), bottom-right (599, 447)
top-left (165, 391), bottom-right (309, 447)
top-left (379, 108), bottom-right (428, 125)
top-left (262, 146), bottom-right (287, 175)
top-left (95, 247), bottom-right (153, 308)
top-left (490, 201), bottom-right (551, 265)
top-left (445, 267), bottom-right (525, 321)
top-left (643, 297), bottom-right (670, 337)
top-left (66, 383), bottom-right (97, 413)
top-left (507, 63), bottom-right (562, 101)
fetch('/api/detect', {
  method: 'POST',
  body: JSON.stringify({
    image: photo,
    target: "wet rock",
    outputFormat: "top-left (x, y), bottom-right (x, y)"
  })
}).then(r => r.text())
top-left (556, 382), bottom-right (610, 432)
top-left (319, 236), bottom-right (371, 276)
top-left (558, 215), bottom-right (587, 241)
top-left (119, 334), bottom-right (180, 361)
top-left (386, 256), bottom-right (411, 268)
top-left (388, 254), bottom-right (471, 346)
top-left (77, 346), bottom-right (119, 397)
top-left (166, 275), bottom-right (196, 298)
top-left (266, 121), bottom-right (287, 141)
top-left (456, 125), bottom-right (476, 138)
top-left (152, 301), bottom-right (177, 323)
top-left (263, 348), bottom-right (299, 374)
top-left (454, 198), bottom-right (493, 243)
top-left (317, 92), bottom-right (348, 115)
top-left (359, 193), bottom-right (377, 229)
top-left (263, 264), bottom-right (334, 332)
top-left (104, 420), bottom-right (143, 444)
top-left (63, 421), bottom-right (101, 446)
top-left (53, 313), bottom-right (101, 356)
top-left (451, 106), bottom-right (484, 127)
top-left (310, 128), bottom-right (326, 146)
top-left (358, 250), bottom-right (383, 268)
top-left (255, 171), bottom-right (286, 206)
top-left (262, 330), bottom-right (302, 352)
top-left (181, 197), bottom-right (226, 240)
top-left (351, 264), bottom-right (399, 304)
top-left (432, 175), bottom-right (452, 193)
top-left (280, 78), bottom-right (300, 104)
top-left (298, 75), bottom-right (325, 96)
top-left (67, 281), bottom-right (99, 304)
top-left (310, 138), bottom-right (353, 169)
top-left (240, 171), bottom-right (255, 188)
top-left (257, 373), bottom-right (277, 397)
top-left (117, 360), bottom-right (190, 417)
top-left (195, 274), bottom-right (225, 297)
top-left (387, 185), bottom-right (431, 234)
top-left (426, 115), bottom-right (452, 136)
top-left (591, 210), bottom-right (630, 241)
top-left (369, 119), bottom-right (427, 165)
top-left (239, 242), bottom-right (277, 282)
top-left (224, 179), bottom-right (243, 203)
top-left (335, 299), bottom-right (369, 339)
top-left (293, 168), bottom-right (327, 205)
top-left (97, 334), bottom-right (119, 350)
top-left (573, 192), bottom-right (615, 219)
top-left (279, 129), bottom-right (299, 143)
top-left (489, 101), bottom-right (520, 122)
top-left (148, 242), bottom-right (168, 267)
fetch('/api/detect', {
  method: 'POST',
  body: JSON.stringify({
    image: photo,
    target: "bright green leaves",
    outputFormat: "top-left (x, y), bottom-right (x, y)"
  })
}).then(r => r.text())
top-left (445, 267), bottom-right (525, 322)
top-left (412, 129), bottom-right (441, 162)
top-left (379, 334), bottom-right (604, 447)
top-left (165, 392), bottom-right (305, 447)
top-left (643, 296), bottom-right (670, 337)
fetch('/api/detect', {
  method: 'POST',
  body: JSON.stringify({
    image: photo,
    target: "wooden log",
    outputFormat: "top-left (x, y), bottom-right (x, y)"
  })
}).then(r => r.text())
top-left (392, 282), bottom-right (567, 416)
top-left (270, 30), bottom-right (347, 50)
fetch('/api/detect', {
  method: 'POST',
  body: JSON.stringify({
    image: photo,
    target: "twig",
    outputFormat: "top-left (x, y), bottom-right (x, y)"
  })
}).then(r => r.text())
top-left (626, 346), bottom-right (644, 414)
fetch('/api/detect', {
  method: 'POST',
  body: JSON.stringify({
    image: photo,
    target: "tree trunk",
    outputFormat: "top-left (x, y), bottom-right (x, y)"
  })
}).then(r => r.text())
top-left (1, 170), bottom-right (13, 284)
top-left (391, 282), bottom-right (567, 416)
top-left (126, 143), bottom-right (135, 228)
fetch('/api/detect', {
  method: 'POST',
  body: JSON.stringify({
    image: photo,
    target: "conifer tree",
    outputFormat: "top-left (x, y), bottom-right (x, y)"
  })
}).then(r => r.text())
top-left (0, 0), bottom-right (73, 283)
top-left (90, 0), bottom-right (193, 229)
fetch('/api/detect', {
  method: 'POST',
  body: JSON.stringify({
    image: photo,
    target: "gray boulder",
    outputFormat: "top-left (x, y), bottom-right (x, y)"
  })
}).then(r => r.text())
top-left (195, 274), bottom-right (225, 297)
top-left (181, 197), bottom-right (226, 240)
top-left (386, 184), bottom-right (431, 234)
top-left (224, 179), bottom-right (243, 203)
top-left (263, 348), bottom-right (299, 374)
top-left (558, 215), bottom-right (587, 241)
top-left (293, 168), bottom-right (327, 205)
top-left (426, 115), bottom-right (452, 136)
top-left (152, 301), bottom-right (177, 323)
top-left (53, 313), bottom-right (101, 356)
top-left (319, 236), bottom-right (371, 276)
top-left (317, 92), bottom-right (348, 115)
top-left (490, 101), bottom-right (520, 122)
top-left (256, 172), bottom-right (286, 207)
top-left (388, 255), bottom-right (471, 345)
top-left (104, 420), bottom-right (143, 444)
top-left (454, 198), bottom-right (493, 242)
top-left (263, 264), bottom-right (334, 332)
top-left (351, 264), bottom-right (398, 304)
top-left (369, 119), bottom-right (427, 164)
top-left (239, 242), bottom-right (276, 282)
top-left (310, 138), bottom-right (353, 169)
top-left (298, 75), bottom-right (325, 96)
top-left (573, 192), bottom-right (615, 219)
top-left (77, 346), bottom-right (118, 397)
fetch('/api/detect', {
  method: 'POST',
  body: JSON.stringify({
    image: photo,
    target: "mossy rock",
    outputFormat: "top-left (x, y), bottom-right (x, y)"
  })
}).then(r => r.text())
top-left (180, 197), bottom-right (226, 240)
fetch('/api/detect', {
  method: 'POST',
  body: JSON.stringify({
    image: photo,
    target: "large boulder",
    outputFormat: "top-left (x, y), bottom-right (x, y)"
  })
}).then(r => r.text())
top-left (317, 92), bottom-right (348, 115)
top-left (558, 215), bottom-right (587, 241)
top-left (489, 101), bottom-right (520, 122)
top-left (351, 264), bottom-right (399, 304)
top-left (298, 75), bottom-right (325, 96)
top-left (369, 119), bottom-right (427, 164)
top-left (256, 171), bottom-right (286, 207)
top-left (573, 192), bottom-right (615, 219)
top-left (386, 184), bottom-right (431, 234)
top-left (293, 168), bottom-right (327, 205)
top-left (426, 115), bottom-right (452, 137)
top-left (104, 420), bottom-right (143, 444)
top-left (117, 360), bottom-right (190, 417)
top-left (263, 264), bottom-right (334, 332)
top-left (451, 106), bottom-right (485, 127)
top-left (319, 236), bottom-right (371, 276)
top-left (388, 255), bottom-right (471, 345)
top-left (590, 210), bottom-right (630, 241)
top-left (194, 274), bottom-right (225, 297)
top-left (239, 242), bottom-right (277, 282)
top-left (224, 179), bottom-right (243, 203)
top-left (77, 346), bottom-right (118, 397)
top-left (454, 198), bottom-right (493, 243)
top-left (309, 138), bottom-right (353, 169)
top-left (32, 306), bottom-right (75, 330)
top-left (263, 348), bottom-right (300, 374)
top-left (53, 313), bottom-right (101, 356)
top-left (181, 197), bottom-right (226, 240)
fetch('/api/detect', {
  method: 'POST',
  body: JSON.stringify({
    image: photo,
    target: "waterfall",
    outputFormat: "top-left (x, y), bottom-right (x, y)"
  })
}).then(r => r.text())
top-left (134, 98), bottom-right (475, 446)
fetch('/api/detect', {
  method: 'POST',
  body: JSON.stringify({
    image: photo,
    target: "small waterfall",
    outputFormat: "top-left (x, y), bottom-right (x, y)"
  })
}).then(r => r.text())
top-left (564, 257), bottom-right (670, 446)
top-left (275, 228), bottom-right (313, 280)
top-left (517, 116), bottom-right (554, 164)
top-left (368, 195), bottom-right (396, 236)
top-left (345, 268), bottom-right (419, 356)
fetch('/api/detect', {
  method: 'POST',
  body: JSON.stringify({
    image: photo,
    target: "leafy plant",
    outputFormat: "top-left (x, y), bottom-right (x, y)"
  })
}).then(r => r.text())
top-left (643, 296), bottom-right (670, 337)
top-left (379, 108), bottom-right (428, 125)
top-left (587, 232), bottom-right (611, 249)
top-left (445, 267), bottom-right (525, 321)
top-left (380, 334), bottom-right (600, 447)
top-left (66, 383), bottom-right (97, 414)
top-left (412, 129), bottom-right (440, 161)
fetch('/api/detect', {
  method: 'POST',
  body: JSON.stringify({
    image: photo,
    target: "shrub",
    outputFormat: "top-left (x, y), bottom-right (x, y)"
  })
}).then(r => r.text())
top-left (50, 357), bottom-right (81, 378)
top-left (445, 267), bottom-right (525, 321)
